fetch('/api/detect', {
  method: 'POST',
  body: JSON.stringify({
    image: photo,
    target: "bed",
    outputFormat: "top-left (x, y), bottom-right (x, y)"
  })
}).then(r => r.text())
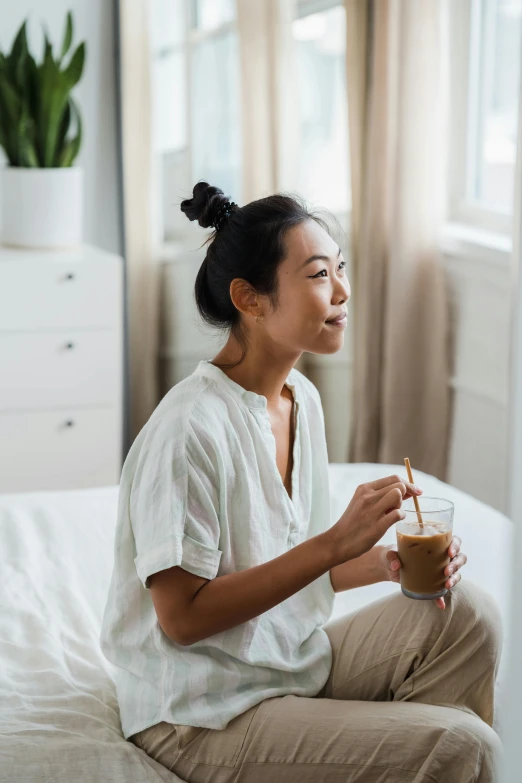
top-left (0, 463), bottom-right (512, 783)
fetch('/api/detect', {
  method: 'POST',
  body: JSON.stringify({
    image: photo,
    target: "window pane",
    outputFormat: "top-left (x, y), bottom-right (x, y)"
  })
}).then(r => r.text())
top-left (470, 0), bottom-right (522, 212)
top-left (152, 52), bottom-right (187, 153)
top-left (190, 30), bottom-right (242, 201)
top-left (191, 0), bottom-right (235, 31)
top-left (292, 5), bottom-right (350, 214)
top-left (150, 0), bottom-right (185, 52)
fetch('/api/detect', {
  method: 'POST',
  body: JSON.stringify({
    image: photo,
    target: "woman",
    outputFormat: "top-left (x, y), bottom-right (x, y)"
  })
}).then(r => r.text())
top-left (100, 182), bottom-right (502, 783)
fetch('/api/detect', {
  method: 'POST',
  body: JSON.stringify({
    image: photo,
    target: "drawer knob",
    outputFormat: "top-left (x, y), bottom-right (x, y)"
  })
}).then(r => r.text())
top-left (66, 342), bottom-right (75, 350)
top-left (65, 419), bottom-right (75, 428)
top-left (65, 272), bottom-right (76, 281)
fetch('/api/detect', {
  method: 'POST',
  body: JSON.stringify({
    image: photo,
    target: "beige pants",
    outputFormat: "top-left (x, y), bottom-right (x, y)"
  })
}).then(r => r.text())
top-left (130, 581), bottom-right (502, 783)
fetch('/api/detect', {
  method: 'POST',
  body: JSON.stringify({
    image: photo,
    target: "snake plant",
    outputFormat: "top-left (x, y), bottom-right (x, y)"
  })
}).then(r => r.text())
top-left (0, 12), bottom-right (86, 168)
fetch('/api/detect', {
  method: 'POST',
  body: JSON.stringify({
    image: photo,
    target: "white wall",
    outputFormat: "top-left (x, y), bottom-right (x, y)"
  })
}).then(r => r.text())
top-left (0, 0), bottom-right (121, 255)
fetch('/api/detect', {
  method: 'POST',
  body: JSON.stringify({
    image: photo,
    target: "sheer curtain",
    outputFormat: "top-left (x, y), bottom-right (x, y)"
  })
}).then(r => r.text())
top-left (236, 0), bottom-right (298, 200)
top-left (118, 0), bottom-right (159, 443)
top-left (345, 0), bottom-right (450, 479)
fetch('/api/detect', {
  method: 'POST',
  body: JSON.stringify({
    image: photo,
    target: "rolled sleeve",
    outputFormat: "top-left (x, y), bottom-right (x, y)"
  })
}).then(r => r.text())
top-left (134, 533), bottom-right (221, 589)
top-left (130, 414), bottom-right (222, 590)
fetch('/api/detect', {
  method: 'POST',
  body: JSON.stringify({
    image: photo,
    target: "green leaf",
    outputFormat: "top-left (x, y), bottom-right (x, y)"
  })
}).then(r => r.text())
top-left (54, 99), bottom-right (71, 164)
top-left (9, 19), bottom-right (28, 62)
top-left (42, 26), bottom-right (53, 61)
top-left (0, 78), bottom-right (22, 128)
top-left (23, 142), bottom-right (40, 167)
top-left (37, 48), bottom-right (65, 166)
top-left (60, 12), bottom-right (73, 64)
top-left (5, 20), bottom-right (26, 89)
top-left (57, 94), bottom-right (82, 166)
top-left (17, 107), bottom-right (38, 166)
top-left (62, 42), bottom-right (85, 88)
top-left (42, 88), bottom-right (70, 167)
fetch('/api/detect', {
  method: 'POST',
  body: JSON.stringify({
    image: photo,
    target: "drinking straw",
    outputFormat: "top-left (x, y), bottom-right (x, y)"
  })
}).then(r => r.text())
top-left (404, 457), bottom-right (424, 528)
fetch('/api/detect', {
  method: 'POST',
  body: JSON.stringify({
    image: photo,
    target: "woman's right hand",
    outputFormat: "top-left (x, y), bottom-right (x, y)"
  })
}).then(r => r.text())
top-left (328, 475), bottom-right (423, 565)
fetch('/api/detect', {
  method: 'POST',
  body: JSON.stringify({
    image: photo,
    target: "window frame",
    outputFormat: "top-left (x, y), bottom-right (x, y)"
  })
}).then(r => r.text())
top-left (447, 0), bottom-right (517, 238)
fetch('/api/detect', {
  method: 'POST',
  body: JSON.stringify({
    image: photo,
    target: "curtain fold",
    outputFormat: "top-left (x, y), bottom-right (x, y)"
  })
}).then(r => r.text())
top-left (345, 0), bottom-right (450, 480)
top-left (236, 0), bottom-right (298, 201)
top-left (119, 0), bottom-right (159, 443)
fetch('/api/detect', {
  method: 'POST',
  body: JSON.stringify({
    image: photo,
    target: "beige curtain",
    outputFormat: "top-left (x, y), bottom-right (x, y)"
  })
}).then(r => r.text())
top-left (345, 0), bottom-right (450, 480)
top-left (119, 0), bottom-right (159, 444)
top-left (236, 0), bottom-right (298, 201)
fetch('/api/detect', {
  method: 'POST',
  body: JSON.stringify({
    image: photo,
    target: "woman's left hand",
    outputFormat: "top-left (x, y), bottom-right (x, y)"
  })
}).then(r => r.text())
top-left (382, 537), bottom-right (468, 610)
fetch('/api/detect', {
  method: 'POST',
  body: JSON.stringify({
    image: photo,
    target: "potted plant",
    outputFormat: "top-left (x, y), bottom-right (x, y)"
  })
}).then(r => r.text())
top-left (0, 12), bottom-right (86, 248)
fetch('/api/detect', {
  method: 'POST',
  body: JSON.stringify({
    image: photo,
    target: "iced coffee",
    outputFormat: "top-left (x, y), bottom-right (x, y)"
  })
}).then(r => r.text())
top-left (396, 498), bottom-right (454, 600)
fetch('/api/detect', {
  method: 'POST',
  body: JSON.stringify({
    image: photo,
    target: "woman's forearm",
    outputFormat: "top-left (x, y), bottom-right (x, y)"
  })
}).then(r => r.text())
top-left (179, 531), bottom-right (337, 645)
top-left (329, 545), bottom-right (387, 592)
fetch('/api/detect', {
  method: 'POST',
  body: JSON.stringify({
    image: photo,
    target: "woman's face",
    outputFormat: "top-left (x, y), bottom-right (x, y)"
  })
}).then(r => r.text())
top-left (263, 219), bottom-right (351, 356)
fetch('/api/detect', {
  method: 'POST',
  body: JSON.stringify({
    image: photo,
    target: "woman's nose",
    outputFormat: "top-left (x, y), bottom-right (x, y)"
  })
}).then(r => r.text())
top-left (334, 279), bottom-right (351, 303)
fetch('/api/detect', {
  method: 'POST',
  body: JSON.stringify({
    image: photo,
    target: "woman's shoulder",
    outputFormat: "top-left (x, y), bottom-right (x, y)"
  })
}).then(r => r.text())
top-left (134, 372), bottom-right (232, 451)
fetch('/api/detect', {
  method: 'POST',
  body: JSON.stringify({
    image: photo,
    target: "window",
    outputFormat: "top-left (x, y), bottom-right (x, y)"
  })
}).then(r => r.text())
top-left (292, 1), bottom-right (350, 218)
top-left (149, 0), bottom-right (241, 243)
top-left (468, 0), bottom-right (522, 213)
top-left (150, 0), bottom-right (349, 244)
top-left (189, 1), bottom-right (242, 203)
top-left (448, 0), bottom-right (522, 234)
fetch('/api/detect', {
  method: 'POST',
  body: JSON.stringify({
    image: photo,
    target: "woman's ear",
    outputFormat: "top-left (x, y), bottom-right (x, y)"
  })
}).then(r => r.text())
top-left (229, 280), bottom-right (261, 320)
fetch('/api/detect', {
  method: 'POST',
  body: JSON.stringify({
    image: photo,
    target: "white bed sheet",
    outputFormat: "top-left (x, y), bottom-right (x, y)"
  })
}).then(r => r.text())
top-left (0, 464), bottom-right (512, 783)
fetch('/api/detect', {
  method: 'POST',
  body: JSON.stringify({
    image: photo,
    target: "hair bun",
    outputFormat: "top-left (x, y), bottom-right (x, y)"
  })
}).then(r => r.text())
top-left (180, 181), bottom-right (231, 229)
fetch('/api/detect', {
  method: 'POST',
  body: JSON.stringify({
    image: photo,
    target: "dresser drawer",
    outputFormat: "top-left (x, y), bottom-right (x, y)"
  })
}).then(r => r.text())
top-left (0, 330), bottom-right (122, 409)
top-left (0, 407), bottom-right (122, 492)
top-left (0, 258), bottom-right (122, 331)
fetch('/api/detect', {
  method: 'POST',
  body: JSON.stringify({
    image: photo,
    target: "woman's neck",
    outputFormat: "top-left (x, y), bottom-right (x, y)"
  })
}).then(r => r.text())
top-left (211, 338), bottom-right (301, 408)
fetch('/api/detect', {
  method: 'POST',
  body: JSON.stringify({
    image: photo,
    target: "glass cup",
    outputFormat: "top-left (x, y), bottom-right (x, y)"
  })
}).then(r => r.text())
top-left (396, 497), bottom-right (454, 600)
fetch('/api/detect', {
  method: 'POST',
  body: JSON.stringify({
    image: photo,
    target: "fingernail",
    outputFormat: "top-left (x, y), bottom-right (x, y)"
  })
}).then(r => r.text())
top-left (414, 486), bottom-right (423, 494)
top-left (392, 559), bottom-right (400, 570)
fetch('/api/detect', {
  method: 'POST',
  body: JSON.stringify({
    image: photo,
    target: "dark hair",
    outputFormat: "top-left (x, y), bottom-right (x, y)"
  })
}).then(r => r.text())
top-left (180, 181), bottom-right (338, 368)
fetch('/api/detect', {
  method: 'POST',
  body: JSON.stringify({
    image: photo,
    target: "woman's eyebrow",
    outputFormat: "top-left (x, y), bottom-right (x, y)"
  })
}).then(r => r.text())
top-left (301, 247), bottom-right (342, 269)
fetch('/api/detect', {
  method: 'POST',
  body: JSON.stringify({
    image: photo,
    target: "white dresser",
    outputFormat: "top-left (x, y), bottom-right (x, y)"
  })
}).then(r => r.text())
top-left (0, 244), bottom-right (124, 492)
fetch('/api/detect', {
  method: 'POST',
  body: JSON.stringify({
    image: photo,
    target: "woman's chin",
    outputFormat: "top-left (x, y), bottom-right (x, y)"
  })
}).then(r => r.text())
top-left (305, 335), bottom-right (345, 356)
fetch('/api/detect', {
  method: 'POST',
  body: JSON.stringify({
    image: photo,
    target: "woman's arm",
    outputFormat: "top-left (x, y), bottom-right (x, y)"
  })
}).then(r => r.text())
top-left (149, 475), bottom-right (417, 646)
top-left (149, 530), bottom-right (336, 646)
top-left (329, 546), bottom-right (388, 592)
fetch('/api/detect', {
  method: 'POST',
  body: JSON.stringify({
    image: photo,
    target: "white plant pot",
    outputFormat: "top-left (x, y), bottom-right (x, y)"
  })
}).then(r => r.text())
top-left (1, 166), bottom-right (83, 249)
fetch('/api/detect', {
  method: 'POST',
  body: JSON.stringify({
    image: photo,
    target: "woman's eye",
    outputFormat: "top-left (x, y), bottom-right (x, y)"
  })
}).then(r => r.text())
top-left (311, 260), bottom-right (346, 279)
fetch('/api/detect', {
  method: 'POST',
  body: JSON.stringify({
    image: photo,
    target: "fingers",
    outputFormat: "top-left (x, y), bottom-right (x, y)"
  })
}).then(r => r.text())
top-left (374, 480), bottom-right (421, 505)
top-left (376, 485), bottom-right (406, 514)
top-left (449, 536), bottom-right (462, 558)
top-left (444, 552), bottom-right (467, 577)
top-left (368, 474), bottom-right (423, 498)
top-left (445, 570), bottom-right (462, 590)
top-left (382, 505), bottom-right (406, 529)
top-left (435, 596), bottom-right (446, 610)
top-left (386, 548), bottom-right (401, 570)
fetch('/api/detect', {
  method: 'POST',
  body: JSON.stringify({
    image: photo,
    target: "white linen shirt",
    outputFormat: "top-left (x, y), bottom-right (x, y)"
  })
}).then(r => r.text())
top-left (100, 359), bottom-right (335, 738)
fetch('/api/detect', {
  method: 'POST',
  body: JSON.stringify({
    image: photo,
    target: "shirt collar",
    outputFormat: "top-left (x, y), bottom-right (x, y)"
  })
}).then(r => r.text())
top-left (194, 359), bottom-right (298, 411)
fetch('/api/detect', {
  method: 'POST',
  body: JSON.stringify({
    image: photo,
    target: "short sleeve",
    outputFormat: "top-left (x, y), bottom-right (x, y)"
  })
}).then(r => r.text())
top-left (129, 414), bottom-right (222, 589)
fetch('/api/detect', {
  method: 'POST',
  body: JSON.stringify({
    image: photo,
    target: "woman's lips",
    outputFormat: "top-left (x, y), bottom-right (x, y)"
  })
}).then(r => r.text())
top-left (326, 313), bottom-right (347, 325)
